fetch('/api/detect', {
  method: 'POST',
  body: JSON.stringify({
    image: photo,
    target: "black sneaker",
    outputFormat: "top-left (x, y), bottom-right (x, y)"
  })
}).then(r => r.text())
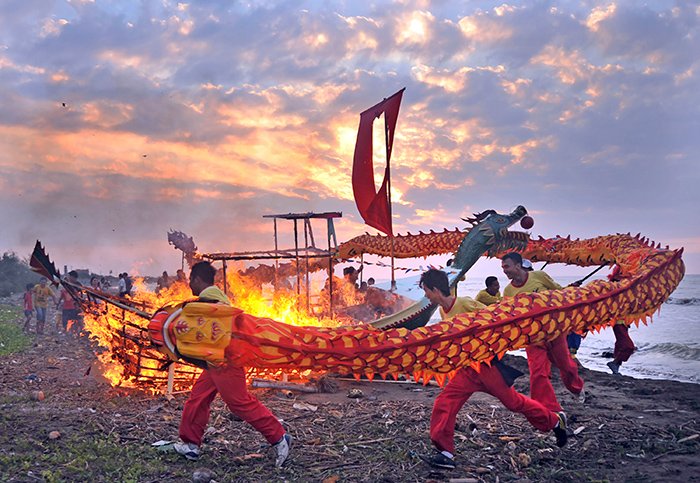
top-left (553, 412), bottom-right (568, 448)
top-left (420, 452), bottom-right (456, 470)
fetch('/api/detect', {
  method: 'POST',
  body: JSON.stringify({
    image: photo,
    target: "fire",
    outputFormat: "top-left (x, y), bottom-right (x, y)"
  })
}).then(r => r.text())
top-left (81, 268), bottom-right (366, 393)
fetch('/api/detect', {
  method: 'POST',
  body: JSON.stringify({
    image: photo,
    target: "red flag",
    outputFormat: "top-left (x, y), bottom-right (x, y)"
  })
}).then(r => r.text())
top-left (352, 88), bottom-right (405, 236)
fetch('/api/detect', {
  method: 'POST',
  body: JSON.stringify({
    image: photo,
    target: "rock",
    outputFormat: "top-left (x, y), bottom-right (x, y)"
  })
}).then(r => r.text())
top-left (192, 468), bottom-right (214, 483)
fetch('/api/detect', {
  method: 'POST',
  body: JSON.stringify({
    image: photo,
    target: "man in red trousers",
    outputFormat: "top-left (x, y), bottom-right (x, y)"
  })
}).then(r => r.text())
top-left (173, 261), bottom-right (291, 467)
top-left (606, 266), bottom-right (636, 374)
top-left (419, 269), bottom-right (567, 470)
top-left (501, 252), bottom-right (585, 411)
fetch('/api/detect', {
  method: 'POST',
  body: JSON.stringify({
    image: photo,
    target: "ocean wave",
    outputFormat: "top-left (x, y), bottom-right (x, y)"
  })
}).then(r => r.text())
top-left (637, 342), bottom-right (700, 361)
top-left (664, 297), bottom-right (700, 306)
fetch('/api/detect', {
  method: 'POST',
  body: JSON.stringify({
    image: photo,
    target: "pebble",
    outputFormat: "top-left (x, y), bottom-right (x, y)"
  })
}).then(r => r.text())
top-left (192, 468), bottom-right (214, 483)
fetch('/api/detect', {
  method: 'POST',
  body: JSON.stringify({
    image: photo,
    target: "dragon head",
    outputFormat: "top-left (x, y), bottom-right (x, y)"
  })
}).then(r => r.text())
top-left (452, 205), bottom-right (529, 269)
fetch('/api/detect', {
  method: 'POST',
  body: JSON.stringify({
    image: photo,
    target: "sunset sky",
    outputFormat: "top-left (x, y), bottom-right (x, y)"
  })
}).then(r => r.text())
top-left (1, 0), bottom-right (699, 281)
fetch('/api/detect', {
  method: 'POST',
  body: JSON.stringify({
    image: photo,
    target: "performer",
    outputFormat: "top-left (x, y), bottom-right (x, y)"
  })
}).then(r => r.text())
top-left (170, 262), bottom-right (291, 467)
top-left (567, 332), bottom-right (583, 359)
top-left (606, 266), bottom-right (635, 374)
top-left (419, 269), bottom-right (567, 470)
top-left (501, 252), bottom-right (585, 411)
top-left (475, 276), bottom-right (502, 306)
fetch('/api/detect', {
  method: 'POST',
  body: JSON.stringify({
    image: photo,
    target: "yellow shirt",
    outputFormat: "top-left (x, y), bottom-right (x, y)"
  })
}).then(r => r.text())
top-left (33, 285), bottom-right (55, 308)
top-left (475, 289), bottom-right (502, 306)
top-left (198, 286), bottom-right (231, 306)
top-left (504, 270), bottom-right (562, 297)
top-left (439, 296), bottom-right (486, 320)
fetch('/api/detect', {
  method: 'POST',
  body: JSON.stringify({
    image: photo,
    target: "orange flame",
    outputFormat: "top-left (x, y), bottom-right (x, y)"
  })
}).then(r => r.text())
top-left (82, 269), bottom-right (366, 392)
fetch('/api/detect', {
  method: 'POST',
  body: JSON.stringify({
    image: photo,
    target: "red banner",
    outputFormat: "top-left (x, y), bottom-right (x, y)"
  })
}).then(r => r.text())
top-left (352, 88), bottom-right (405, 236)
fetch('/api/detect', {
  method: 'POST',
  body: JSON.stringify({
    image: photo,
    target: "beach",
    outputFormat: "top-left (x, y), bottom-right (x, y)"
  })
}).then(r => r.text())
top-left (2, 289), bottom-right (700, 482)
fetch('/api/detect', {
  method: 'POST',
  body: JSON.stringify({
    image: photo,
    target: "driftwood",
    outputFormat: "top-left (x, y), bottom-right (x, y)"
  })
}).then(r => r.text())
top-left (250, 378), bottom-right (319, 393)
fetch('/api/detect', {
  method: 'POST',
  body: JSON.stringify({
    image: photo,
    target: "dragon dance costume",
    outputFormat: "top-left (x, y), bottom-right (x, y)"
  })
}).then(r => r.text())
top-left (429, 297), bottom-right (561, 455)
top-left (504, 270), bottom-right (584, 412)
top-left (150, 286), bottom-right (285, 448)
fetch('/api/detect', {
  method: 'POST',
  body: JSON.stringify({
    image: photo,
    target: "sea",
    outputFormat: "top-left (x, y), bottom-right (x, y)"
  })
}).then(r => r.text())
top-left (376, 273), bottom-right (700, 386)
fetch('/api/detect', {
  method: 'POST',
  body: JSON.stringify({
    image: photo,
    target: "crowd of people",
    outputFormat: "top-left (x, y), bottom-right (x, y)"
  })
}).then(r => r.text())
top-left (21, 267), bottom-right (190, 335)
top-left (22, 272), bottom-right (84, 334)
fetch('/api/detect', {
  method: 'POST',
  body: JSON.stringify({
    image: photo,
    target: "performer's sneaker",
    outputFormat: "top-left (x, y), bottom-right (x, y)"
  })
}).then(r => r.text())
top-left (577, 388), bottom-right (586, 404)
top-left (273, 433), bottom-right (291, 468)
top-left (553, 412), bottom-right (568, 448)
top-left (420, 452), bottom-right (456, 470)
top-left (607, 361), bottom-right (621, 375)
top-left (173, 440), bottom-right (200, 460)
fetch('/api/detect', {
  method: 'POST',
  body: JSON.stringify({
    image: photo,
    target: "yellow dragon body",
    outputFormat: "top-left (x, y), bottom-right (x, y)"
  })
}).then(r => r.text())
top-left (150, 232), bottom-right (684, 385)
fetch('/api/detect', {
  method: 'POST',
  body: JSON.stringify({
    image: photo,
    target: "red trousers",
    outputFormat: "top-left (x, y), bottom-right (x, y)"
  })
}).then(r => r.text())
top-left (179, 364), bottom-right (284, 446)
top-left (613, 324), bottom-right (635, 362)
top-left (430, 364), bottom-right (558, 454)
top-left (526, 334), bottom-right (584, 412)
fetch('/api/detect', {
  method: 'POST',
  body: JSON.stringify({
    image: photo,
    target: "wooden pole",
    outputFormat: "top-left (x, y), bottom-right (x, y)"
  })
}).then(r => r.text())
top-left (294, 219), bottom-right (300, 302)
top-left (327, 218), bottom-right (334, 318)
top-left (166, 363), bottom-right (175, 399)
top-left (304, 218), bottom-right (310, 313)
top-left (222, 259), bottom-right (228, 296)
top-left (250, 378), bottom-right (318, 393)
top-left (385, 114), bottom-right (396, 291)
top-left (273, 218), bottom-right (278, 292)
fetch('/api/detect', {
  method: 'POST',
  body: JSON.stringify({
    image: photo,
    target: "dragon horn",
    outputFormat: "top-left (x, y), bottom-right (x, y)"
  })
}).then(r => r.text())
top-left (29, 241), bottom-right (61, 286)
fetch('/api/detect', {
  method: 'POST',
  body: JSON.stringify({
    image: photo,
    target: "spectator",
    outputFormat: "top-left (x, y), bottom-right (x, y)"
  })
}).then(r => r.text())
top-left (56, 270), bottom-right (82, 332)
top-left (118, 273), bottom-right (128, 297)
top-left (32, 278), bottom-right (57, 335)
top-left (156, 271), bottom-right (172, 293)
top-left (22, 283), bottom-right (34, 333)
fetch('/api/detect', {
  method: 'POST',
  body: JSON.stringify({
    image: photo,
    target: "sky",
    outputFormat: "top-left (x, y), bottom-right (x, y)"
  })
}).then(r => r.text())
top-left (1, 0), bottom-right (699, 282)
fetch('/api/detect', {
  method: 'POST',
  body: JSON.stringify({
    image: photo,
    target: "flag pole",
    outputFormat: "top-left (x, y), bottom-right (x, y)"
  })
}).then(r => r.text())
top-left (385, 114), bottom-right (396, 291)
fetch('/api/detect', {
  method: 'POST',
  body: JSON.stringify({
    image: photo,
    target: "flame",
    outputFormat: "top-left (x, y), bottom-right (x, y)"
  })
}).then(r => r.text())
top-left (81, 269), bottom-right (367, 392)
